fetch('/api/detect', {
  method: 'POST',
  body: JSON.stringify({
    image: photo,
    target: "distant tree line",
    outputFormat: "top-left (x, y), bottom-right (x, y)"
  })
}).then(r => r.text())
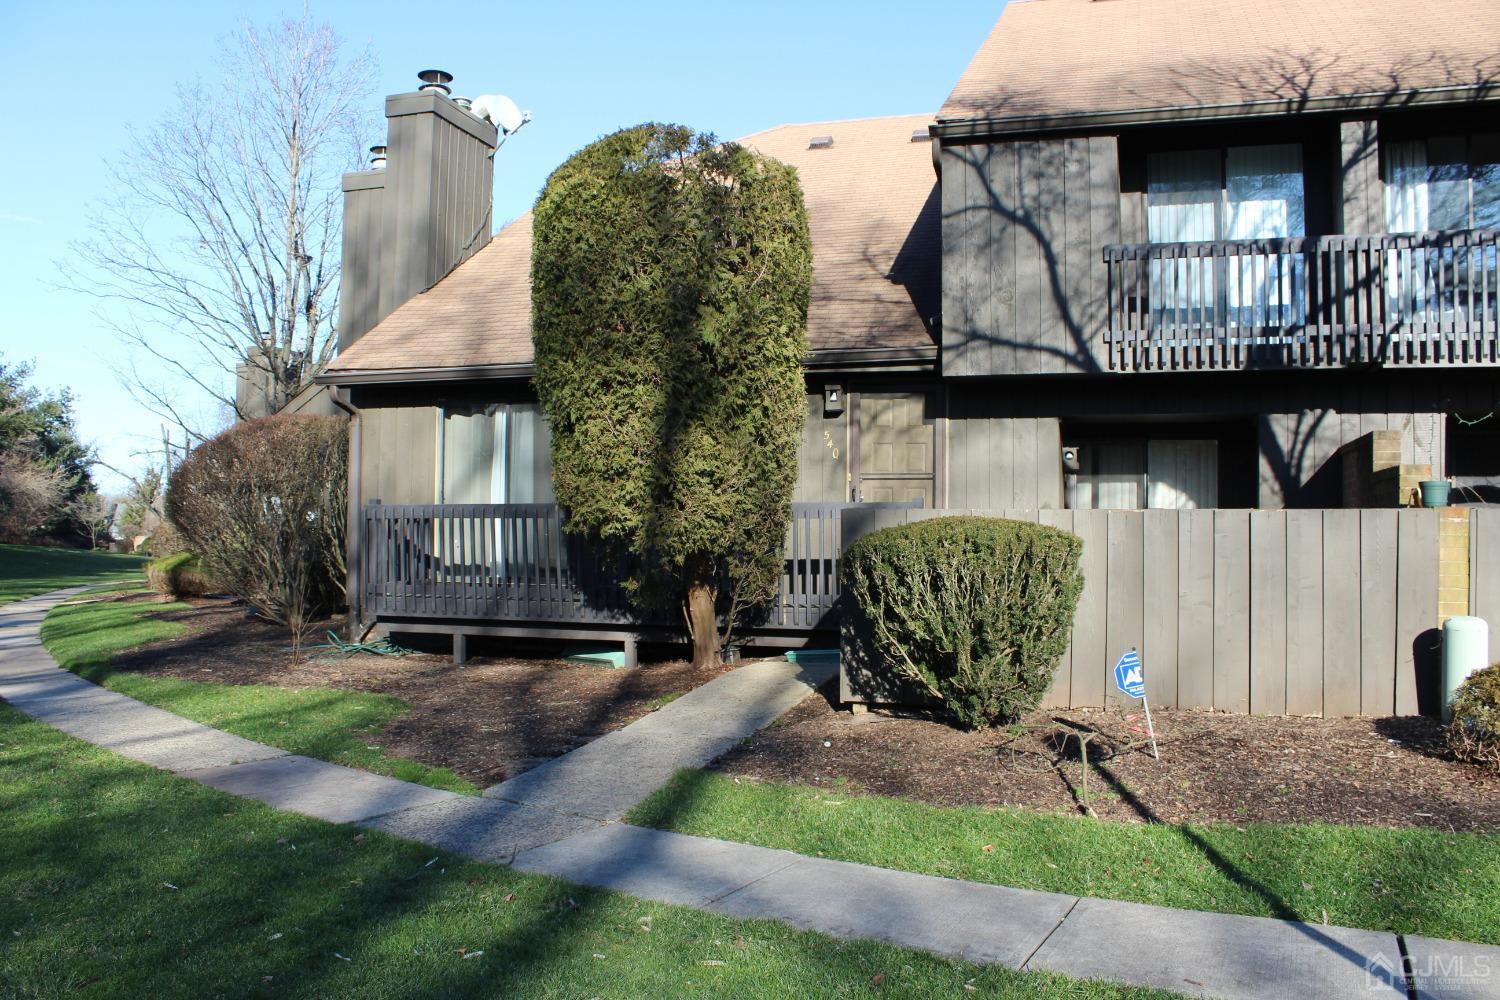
top-left (0, 356), bottom-right (101, 546)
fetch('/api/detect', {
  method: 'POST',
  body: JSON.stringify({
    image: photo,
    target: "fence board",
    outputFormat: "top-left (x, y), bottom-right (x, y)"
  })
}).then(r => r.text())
top-left (1250, 510), bottom-right (1289, 715)
top-left (1286, 510), bottom-right (1326, 715)
top-left (1142, 510), bottom-right (1179, 708)
top-left (1213, 510), bottom-right (1251, 713)
top-left (1038, 508), bottom-right (1076, 708)
top-left (1472, 509), bottom-right (1500, 637)
top-left (1177, 509), bottom-right (1216, 709)
top-left (1104, 512), bottom-right (1146, 709)
top-left (1395, 510), bottom-right (1439, 716)
top-left (1360, 509), bottom-right (1399, 716)
top-left (1070, 510), bottom-right (1110, 707)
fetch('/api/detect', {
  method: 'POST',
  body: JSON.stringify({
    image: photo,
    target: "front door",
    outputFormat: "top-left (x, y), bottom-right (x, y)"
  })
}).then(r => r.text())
top-left (856, 392), bottom-right (935, 506)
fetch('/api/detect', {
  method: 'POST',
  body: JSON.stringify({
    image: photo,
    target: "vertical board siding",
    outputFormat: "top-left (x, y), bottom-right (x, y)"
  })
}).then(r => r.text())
top-left (1070, 509), bottom-right (1110, 707)
top-left (940, 135), bottom-right (1118, 376)
top-left (1394, 510), bottom-right (1439, 716)
top-left (1103, 512), bottom-right (1146, 709)
top-left (1213, 510), bottom-right (1252, 713)
top-left (1176, 510), bottom-right (1216, 709)
top-left (1321, 510), bottom-right (1363, 717)
top-left (838, 506), bottom-right (1439, 716)
top-left (1360, 509), bottom-right (1400, 716)
top-left (1249, 510), bottom-right (1289, 715)
top-left (1285, 511), bottom-right (1326, 716)
top-left (1473, 509), bottom-right (1500, 634)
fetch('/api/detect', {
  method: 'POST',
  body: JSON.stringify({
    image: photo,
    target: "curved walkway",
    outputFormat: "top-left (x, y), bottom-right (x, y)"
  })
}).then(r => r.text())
top-left (3, 588), bottom-right (1495, 1000)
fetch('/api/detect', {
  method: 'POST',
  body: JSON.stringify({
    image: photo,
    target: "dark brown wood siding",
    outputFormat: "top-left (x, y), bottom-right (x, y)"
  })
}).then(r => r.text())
top-left (940, 135), bottom-right (1121, 377)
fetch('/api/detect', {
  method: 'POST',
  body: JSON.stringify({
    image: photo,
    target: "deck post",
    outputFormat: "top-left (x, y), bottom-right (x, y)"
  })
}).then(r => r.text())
top-left (622, 635), bottom-right (638, 669)
top-left (453, 632), bottom-right (468, 666)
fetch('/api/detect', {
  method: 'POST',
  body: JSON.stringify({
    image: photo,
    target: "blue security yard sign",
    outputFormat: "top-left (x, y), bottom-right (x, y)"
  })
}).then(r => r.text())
top-left (1112, 648), bottom-right (1159, 759)
top-left (1113, 649), bottom-right (1146, 699)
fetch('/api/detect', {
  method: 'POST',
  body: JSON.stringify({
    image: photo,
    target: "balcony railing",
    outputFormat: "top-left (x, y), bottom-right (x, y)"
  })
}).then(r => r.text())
top-left (1103, 229), bottom-right (1499, 371)
top-left (359, 501), bottom-right (914, 632)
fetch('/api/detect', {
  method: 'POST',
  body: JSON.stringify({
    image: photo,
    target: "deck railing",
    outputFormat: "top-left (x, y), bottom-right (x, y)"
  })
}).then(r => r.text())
top-left (360, 501), bottom-right (915, 631)
top-left (1103, 229), bottom-right (1499, 371)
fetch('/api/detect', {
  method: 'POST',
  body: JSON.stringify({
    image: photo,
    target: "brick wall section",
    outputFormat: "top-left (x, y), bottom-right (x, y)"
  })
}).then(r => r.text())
top-left (1439, 508), bottom-right (1471, 625)
top-left (1343, 430), bottom-right (1431, 507)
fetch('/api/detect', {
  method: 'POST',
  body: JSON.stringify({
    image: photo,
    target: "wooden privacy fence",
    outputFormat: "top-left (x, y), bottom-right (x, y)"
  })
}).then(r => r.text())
top-left (842, 506), bottom-right (1464, 717)
top-left (360, 500), bottom-right (914, 632)
top-left (1103, 229), bottom-right (1500, 372)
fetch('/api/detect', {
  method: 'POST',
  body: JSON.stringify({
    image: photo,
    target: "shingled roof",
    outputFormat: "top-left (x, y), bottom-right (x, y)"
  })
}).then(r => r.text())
top-left (326, 113), bottom-right (939, 379)
top-left (939, 0), bottom-right (1500, 128)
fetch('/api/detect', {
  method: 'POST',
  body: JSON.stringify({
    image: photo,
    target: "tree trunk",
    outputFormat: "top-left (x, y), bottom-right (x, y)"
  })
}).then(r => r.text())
top-left (684, 556), bottom-right (721, 670)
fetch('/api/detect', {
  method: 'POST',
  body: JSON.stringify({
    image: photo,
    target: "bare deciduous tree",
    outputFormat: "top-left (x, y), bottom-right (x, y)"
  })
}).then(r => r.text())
top-left (69, 11), bottom-right (376, 441)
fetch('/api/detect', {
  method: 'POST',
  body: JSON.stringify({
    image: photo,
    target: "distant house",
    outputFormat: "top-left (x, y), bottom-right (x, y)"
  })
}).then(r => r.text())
top-left (317, 0), bottom-right (1500, 714)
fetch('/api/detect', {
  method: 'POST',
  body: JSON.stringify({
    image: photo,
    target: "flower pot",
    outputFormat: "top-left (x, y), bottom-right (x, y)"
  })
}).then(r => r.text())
top-left (1419, 480), bottom-right (1451, 508)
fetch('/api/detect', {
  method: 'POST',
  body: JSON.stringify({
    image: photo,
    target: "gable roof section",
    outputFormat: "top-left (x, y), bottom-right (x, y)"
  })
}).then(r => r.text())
top-left (326, 113), bottom-right (939, 380)
top-left (939, 0), bottom-right (1500, 131)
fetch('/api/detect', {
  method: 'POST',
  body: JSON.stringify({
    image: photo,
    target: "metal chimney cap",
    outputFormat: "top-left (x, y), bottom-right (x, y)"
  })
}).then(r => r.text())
top-left (369, 144), bottom-right (388, 169)
top-left (417, 69), bottom-right (453, 95)
top-left (452, 96), bottom-right (472, 110)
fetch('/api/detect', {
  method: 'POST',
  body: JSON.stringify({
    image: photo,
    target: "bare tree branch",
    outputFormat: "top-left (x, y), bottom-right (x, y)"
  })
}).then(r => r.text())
top-left (64, 10), bottom-right (377, 441)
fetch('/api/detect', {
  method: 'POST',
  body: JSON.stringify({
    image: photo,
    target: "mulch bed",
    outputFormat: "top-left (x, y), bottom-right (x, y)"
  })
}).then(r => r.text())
top-left (708, 687), bottom-right (1500, 832)
top-left (90, 593), bottom-right (1500, 831)
top-left (100, 594), bottom-right (727, 788)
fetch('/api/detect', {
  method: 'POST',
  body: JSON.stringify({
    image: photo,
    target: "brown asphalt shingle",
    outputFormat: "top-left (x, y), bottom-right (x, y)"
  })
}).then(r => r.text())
top-left (939, 0), bottom-right (1500, 125)
top-left (328, 114), bottom-right (939, 376)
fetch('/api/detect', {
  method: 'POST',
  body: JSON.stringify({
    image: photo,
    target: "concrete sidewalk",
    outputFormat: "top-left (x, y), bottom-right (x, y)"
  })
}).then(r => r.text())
top-left (3, 587), bottom-right (1497, 1000)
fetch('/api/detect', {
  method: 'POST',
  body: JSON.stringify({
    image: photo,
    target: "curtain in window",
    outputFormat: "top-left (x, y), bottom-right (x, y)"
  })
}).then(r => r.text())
top-left (506, 404), bottom-right (555, 504)
top-left (441, 407), bottom-right (500, 504)
top-left (1147, 150), bottom-right (1219, 329)
top-left (1146, 440), bottom-right (1218, 509)
top-left (1225, 144), bottom-right (1305, 329)
top-left (1386, 140), bottom-right (1430, 234)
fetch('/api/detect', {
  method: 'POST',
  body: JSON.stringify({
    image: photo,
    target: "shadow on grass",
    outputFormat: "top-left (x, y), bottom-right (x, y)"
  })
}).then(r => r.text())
top-left (0, 704), bottom-right (1149, 999)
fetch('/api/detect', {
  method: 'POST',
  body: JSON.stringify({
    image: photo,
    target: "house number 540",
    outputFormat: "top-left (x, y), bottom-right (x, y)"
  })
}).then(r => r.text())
top-left (823, 430), bottom-right (839, 460)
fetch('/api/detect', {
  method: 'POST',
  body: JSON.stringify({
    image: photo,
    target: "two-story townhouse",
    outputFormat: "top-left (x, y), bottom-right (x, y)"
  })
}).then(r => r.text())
top-left (317, 0), bottom-right (1500, 715)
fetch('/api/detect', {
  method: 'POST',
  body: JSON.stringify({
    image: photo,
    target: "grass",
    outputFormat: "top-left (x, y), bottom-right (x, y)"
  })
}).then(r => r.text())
top-left (0, 705), bottom-right (1171, 999)
top-left (39, 596), bottom-right (477, 795)
top-left (0, 543), bottom-right (148, 605)
top-left (628, 770), bottom-right (1500, 946)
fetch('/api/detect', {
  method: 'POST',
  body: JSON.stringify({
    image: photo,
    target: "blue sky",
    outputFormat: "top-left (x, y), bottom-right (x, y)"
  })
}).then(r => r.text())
top-left (0, 0), bottom-right (1003, 492)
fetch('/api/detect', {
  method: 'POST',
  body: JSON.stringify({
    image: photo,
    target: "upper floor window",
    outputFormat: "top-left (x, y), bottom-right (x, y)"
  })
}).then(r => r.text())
top-left (1146, 144), bottom-right (1306, 243)
top-left (1386, 134), bottom-right (1500, 232)
top-left (1146, 145), bottom-right (1306, 327)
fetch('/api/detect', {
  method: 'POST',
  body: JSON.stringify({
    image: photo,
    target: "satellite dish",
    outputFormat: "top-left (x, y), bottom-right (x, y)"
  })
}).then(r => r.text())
top-left (469, 94), bottom-right (529, 135)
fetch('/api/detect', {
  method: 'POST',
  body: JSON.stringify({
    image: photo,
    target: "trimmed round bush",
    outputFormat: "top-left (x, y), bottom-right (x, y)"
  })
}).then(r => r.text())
top-left (841, 516), bottom-right (1084, 728)
top-left (146, 551), bottom-right (215, 598)
top-left (1448, 662), bottom-right (1500, 771)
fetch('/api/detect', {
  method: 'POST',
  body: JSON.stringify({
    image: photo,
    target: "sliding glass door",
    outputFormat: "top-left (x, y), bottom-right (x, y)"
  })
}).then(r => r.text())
top-left (1147, 144), bottom-right (1307, 333)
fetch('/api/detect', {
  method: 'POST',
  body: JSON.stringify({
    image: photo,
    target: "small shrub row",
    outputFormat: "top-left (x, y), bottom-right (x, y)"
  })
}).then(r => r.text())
top-left (841, 516), bottom-right (1083, 728)
top-left (146, 551), bottom-right (216, 598)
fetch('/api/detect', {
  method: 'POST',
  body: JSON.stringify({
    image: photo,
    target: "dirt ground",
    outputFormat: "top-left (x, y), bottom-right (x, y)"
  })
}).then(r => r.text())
top-left (104, 594), bottom-right (726, 787)
top-left (709, 687), bottom-right (1500, 833)
top-left (99, 593), bottom-right (1500, 830)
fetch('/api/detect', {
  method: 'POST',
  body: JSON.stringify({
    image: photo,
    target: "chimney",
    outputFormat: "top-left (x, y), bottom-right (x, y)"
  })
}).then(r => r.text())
top-left (338, 71), bottom-right (499, 352)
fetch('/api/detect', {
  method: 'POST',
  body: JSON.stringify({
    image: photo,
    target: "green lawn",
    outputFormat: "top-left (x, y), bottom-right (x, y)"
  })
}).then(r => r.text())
top-left (40, 596), bottom-right (477, 794)
top-left (0, 705), bottom-right (1170, 999)
top-left (0, 543), bottom-right (148, 605)
top-left (629, 770), bottom-right (1500, 946)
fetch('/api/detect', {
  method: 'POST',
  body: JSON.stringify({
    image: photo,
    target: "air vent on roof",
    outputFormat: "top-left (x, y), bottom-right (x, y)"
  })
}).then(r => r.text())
top-left (417, 69), bottom-right (453, 95)
top-left (808, 135), bottom-right (834, 150)
top-left (911, 128), bottom-right (930, 142)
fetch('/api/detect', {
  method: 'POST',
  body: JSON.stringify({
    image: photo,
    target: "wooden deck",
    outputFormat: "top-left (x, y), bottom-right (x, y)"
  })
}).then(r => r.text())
top-left (357, 501), bottom-right (917, 636)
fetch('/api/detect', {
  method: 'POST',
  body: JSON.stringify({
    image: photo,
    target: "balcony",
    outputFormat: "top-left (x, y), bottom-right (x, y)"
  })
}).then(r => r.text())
top-left (1102, 229), bottom-right (1499, 372)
